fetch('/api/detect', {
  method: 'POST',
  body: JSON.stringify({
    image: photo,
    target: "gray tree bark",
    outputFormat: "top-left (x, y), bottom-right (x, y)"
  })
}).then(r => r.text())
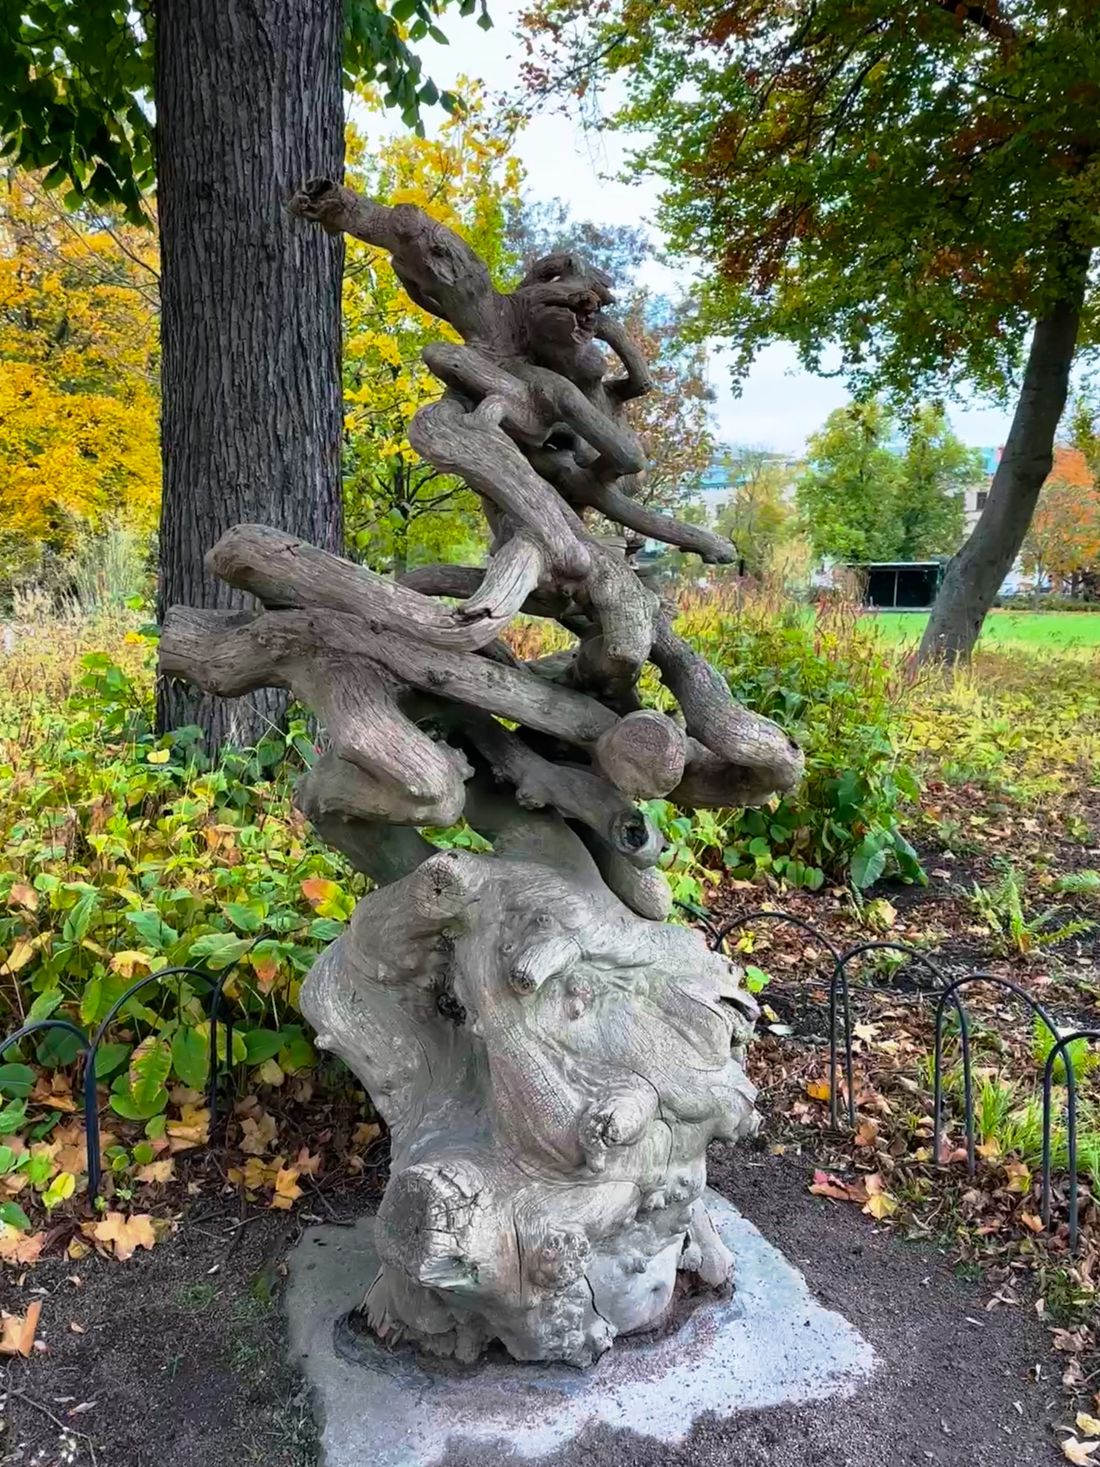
top-left (154, 0), bottom-right (345, 745)
top-left (918, 263), bottom-right (1090, 664)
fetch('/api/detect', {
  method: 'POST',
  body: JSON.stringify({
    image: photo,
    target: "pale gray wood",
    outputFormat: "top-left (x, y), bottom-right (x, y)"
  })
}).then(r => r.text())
top-left (159, 180), bottom-right (798, 1372)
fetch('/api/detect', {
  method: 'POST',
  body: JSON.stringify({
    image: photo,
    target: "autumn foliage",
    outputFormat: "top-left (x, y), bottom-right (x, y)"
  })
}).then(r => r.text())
top-left (0, 175), bottom-right (160, 587)
top-left (1021, 447), bottom-right (1100, 592)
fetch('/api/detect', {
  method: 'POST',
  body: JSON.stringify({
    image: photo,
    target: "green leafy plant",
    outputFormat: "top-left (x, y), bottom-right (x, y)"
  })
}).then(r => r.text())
top-left (674, 588), bottom-right (925, 891)
top-left (968, 866), bottom-right (1094, 957)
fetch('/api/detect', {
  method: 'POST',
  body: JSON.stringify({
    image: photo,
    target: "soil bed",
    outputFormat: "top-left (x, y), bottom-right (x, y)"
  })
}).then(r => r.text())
top-left (0, 1147), bottom-right (1071, 1467)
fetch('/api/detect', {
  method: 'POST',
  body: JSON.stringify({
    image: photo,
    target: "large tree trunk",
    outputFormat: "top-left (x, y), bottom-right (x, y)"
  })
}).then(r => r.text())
top-left (918, 270), bottom-right (1089, 664)
top-left (154, 0), bottom-right (345, 746)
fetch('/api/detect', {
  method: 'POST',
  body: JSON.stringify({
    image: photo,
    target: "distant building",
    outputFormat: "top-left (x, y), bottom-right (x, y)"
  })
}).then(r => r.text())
top-left (963, 446), bottom-right (1001, 536)
top-left (695, 452), bottom-right (802, 521)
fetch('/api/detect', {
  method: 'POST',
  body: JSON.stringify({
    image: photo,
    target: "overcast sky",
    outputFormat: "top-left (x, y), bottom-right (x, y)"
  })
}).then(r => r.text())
top-left (370, 0), bottom-right (1016, 457)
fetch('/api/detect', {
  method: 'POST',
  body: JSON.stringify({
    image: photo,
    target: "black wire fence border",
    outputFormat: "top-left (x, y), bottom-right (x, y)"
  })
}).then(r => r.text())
top-left (0, 945), bottom-right (261, 1200)
top-left (688, 903), bottom-right (1099, 1256)
top-left (0, 910), bottom-right (1093, 1253)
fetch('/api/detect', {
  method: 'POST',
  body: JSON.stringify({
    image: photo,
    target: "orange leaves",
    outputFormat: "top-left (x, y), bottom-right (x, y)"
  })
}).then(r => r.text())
top-left (0, 1227), bottom-right (46, 1265)
top-left (809, 1169), bottom-right (899, 1220)
top-left (0, 1300), bottom-right (41, 1356)
top-left (90, 1211), bottom-right (158, 1261)
top-left (1022, 448), bottom-right (1100, 588)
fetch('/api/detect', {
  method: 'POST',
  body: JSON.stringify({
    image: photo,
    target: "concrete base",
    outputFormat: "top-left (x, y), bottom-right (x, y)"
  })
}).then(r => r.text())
top-left (284, 1191), bottom-right (875, 1467)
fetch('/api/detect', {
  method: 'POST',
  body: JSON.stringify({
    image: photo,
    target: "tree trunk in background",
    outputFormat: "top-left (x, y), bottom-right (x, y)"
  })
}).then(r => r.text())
top-left (918, 268), bottom-right (1089, 665)
top-left (154, 0), bottom-right (344, 746)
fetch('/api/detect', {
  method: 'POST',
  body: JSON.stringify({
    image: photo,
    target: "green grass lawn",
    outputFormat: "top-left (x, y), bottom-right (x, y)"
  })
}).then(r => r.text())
top-left (863, 608), bottom-right (1100, 652)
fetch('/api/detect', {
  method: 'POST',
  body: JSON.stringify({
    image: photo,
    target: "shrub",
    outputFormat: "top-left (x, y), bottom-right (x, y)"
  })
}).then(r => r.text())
top-left (0, 641), bottom-right (359, 1128)
top-left (673, 586), bottom-right (925, 890)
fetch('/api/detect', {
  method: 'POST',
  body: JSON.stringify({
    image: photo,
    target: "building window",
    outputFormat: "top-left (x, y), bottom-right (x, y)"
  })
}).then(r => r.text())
top-left (976, 490), bottom-right (989, 510)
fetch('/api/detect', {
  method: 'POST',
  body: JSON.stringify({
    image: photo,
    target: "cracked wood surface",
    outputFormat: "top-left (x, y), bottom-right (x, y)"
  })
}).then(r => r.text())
top-left (158, 179), bottom-right (799, 1368)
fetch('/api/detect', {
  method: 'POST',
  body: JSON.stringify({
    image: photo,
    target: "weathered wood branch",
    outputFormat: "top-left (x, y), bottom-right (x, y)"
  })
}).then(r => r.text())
top-left (407, 396), bottom-right (590, 581)
top-left (160, 604), bottom-right (619, 751)
top-left (652, 615), bottom-right (804, 792)
top-left (529, 446), bottom-right (735, 564)
top-left (461, 715), bottom-right (662, 868)
top-left (160, 606), bottom-right (472, 825)
top-left (206, 522), bottom-right (519, 652)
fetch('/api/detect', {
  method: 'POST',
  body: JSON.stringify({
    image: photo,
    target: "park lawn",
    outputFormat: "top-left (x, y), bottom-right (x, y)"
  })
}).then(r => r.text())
top-left (864, 607), bottom-right (1100, 652)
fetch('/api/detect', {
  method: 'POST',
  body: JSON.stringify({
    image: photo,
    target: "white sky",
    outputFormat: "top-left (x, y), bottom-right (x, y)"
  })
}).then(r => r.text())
top-left (372, 0), bottom-right (1016, 456)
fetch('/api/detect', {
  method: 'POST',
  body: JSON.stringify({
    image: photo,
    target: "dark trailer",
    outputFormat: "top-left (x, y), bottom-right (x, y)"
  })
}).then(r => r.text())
top-left (848, 560), bottom-right (944, 610)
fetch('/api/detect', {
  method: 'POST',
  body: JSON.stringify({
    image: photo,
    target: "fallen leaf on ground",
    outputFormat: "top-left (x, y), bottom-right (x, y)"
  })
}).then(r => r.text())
top-left (809, 1170), bottom-right (852, 1203)
top-left (136, 1159), bottom-right (174, 1185)
top-left (863, 1190), bottom-right (898, 1220)
top-left (240, 1111), bottom-right (277, 1156)
top-left (93, 1212), bottom-right (157, 1261)
top-left (167, 1104), bottom-right (210, 1150)
top-left (1078, 1415), bottom-right (1100, 1439)
top-left (295, 1147), bottom-right (322, 1176)
top-left (1063, 1437), bottom-right (1100, 1464)
top-left (0, 1300), bottom-right (41, 1356)
top-left (804, 1080), bottom-right (831, 1102)
top-left (1019, 1211), bottom-right (1044, 1234)
top-left (0, 1226), bottom-right (45, 1264)
top-left (8, 884), bottom-right (37, 911)
top-left (271, 1167), bottom-right (303, 1210)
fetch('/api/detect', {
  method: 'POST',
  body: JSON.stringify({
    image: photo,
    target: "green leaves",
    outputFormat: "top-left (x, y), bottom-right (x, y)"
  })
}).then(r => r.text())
top-left (170, 1028), bottom-right (210, 1091)
top-left (850, 836), bottom-right (889, 891)
top-left (126, 910), bottom-right (179, 949)
top-left (0, 1065), bottom-right (35, 1100)
top-left (186, 932), bottom-right (253, 970)
top-left (0, 1201), bottom-right (31, 1232)
top-left (3, 0), bottom-right (482, 219)
top-left (110, 1036), bottom-right (170, 1120)
top-left (544, 0), bottom-right (1100, 399)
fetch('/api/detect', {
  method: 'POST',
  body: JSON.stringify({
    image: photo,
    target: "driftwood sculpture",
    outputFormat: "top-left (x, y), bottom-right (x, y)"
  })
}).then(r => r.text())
top-left (159, 180), bottom-right (804, 1368)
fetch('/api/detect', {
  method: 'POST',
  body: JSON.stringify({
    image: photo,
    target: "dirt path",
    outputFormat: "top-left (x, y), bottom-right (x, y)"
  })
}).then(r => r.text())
top-left (0, 1146), bottom-right (1069, 1467)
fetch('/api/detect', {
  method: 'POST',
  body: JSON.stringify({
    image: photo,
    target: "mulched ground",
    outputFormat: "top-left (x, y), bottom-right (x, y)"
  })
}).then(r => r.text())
top-left (0, 1145), bottom-right (1074, 1467)
top-left (1, 783), bottom-right (1097, 1466)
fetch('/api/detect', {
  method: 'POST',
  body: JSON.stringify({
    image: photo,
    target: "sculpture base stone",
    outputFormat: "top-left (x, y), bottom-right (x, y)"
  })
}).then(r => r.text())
top-left (285, 1191), bottom-right (875, 1467)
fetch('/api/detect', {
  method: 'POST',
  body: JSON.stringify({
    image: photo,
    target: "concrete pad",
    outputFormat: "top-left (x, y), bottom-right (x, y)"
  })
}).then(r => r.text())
top-left (284, 1191), bottom-right (876, 1467)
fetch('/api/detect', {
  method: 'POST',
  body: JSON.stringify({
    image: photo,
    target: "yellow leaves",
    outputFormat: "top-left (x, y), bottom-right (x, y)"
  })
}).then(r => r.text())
top-left (804, 1079), bottom-right (831, 1102)
top-left (1, 932), bottom-right (49, 974)
top-left (42, 1171), bottom-right (76, 1210)
top-left (136, 1159), bottom-right (174, 1186)
top-left (0, 1300), bottom-right (41, 1356)
top-left (272, 1166), bottom-right (304, 1210)
top-left (227, 1145), bottom-right (319, 1211)
top-left (1003, 1161), bottom-right (1032, 1194)
top-left (239, 1110), bottom-right (278, 1156)
top-left (809, 1169), bottom-right (899, 1220)
top-left (861, 1173), bottom-right (898, 1219)
top-left (90, 1211), bottom-right (157, 1261)
top-left (0, 173), bottom-right (159, 572)
top-left (146, 748), bottom-right (171, 765)
top-left (110, 949), bottom-right (153, 978)
top-left (1077, 1414), bottom-right (1100, 1439)
top-left (301, 877), bottom-right (340, 907)
top-left (166, 1104), bottom-right (210, 1151)
top-left (1063, 1437), bottom-right (1100, 1465)
top-left (0, 1225), bottom-right (45, 1264)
